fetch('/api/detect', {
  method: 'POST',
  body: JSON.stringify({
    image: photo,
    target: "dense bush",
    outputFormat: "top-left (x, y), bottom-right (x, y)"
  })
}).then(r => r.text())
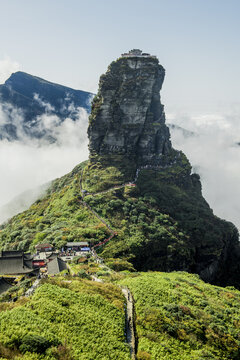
top-left (106, 258), bottom-right (136, 272)
top-left (77, 269), bottom-right (91, 279)
top-left (119, 272), bottom-right (240, 359)
top-left (0, 279), bottom-right (130, 359)
top-left (19, 334), bottom-right (54, 353)
top-left (0, 162), bottom-right (109, 251)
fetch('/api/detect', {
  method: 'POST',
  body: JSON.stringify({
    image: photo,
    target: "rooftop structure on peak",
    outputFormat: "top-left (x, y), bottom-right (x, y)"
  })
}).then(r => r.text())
top-left (121, 49), bottom-right (156, 58)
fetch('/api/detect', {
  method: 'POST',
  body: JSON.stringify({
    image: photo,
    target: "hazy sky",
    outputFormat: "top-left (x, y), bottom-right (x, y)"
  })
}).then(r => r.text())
top-left (0, 0), bottom-right (240, 113)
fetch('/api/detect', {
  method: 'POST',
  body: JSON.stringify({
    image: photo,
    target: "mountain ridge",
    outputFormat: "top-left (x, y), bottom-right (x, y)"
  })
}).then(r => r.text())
top-left (0, 71), bottom-right (93, 141)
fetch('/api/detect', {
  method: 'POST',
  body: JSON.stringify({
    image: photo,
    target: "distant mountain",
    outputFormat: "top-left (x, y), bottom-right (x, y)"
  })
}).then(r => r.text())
top-left (0, 71), bottom-right (93, 141)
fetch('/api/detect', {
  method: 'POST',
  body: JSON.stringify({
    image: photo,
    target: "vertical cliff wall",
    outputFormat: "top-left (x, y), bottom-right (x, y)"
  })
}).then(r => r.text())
top-left (88, 55), bottom-right (172, 167)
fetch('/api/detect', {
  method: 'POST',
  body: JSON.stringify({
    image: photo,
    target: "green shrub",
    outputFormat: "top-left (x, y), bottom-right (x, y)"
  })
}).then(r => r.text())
top-left (106, 258), bottom-right (136, 272)
top-left (77, 270), bottom-right (90, 279)
top-left (0, 281), bottom-right (129, 359)
top-left (19, 334), bottom-right (54, 354)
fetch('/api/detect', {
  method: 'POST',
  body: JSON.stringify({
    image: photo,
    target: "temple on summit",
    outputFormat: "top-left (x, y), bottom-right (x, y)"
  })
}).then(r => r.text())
top-left (121, 49), bottom-right (156, 58)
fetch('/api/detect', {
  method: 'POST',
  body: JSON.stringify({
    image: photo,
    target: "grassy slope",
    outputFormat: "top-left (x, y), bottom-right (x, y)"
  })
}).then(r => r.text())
top-left (0, 162), bottom-right (111, 252)
top-left (118, 272), bottom-right (240, 360)
top-left (0, 160), bottom-right (190, 270)
top-left (0, 158), bottom-right (239, 287)
top-left (0, 264), bottom-right (239, 359)
top-left (0, 277), bottom-right (129, 360)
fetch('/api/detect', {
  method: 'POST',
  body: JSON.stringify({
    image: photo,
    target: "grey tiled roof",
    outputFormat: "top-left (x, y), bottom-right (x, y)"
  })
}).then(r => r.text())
top-left (47, 257), bottom-right (68, 275)
top-left (35, 243), bottom-right (53, 249)
top-left (46, 252), bottom-right (58, 260)
top-left (1, 250), bottom-right (24, 257)
top-left (24, 253), bottom-right (34, 260)
top-left (0, 256), bottom-right (33, 275)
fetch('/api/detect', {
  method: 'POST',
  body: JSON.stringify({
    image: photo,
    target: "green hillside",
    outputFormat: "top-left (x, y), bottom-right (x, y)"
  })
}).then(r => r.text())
top-left (0, 269), bottom-right (239, 359)
top-left (1, 51), bottom-right (240, 360)
top-left (0, 162), bottom-right (111, 252)
top-left (0, 276), bottom-right (129, 359)
top-left (118, 271), bottom-right (240, 360)
top-left (0, 158), bottom-right (239, 288)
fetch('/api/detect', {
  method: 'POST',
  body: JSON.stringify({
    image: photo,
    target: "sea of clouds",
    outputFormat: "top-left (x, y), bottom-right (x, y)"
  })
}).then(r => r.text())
top-left (167, 110), bottom-right (240, 230)
top-left (0, 104), bottom-right (89, 224)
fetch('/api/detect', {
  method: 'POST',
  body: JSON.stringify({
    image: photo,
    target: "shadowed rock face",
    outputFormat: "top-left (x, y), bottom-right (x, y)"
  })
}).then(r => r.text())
top-left (88, 56), bottom-right (172, 166)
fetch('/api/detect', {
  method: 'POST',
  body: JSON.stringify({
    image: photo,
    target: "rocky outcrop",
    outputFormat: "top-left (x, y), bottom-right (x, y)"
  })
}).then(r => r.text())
top-left (88, 55), bottom-right (172, 167)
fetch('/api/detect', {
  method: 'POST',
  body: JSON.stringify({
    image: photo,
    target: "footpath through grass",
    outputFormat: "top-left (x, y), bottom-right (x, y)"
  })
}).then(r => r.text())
top-left (118, 271), bottom-right (240, 360)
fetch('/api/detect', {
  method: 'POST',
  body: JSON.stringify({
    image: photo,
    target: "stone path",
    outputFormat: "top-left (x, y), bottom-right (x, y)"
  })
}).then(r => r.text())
top-left (91, 275), bottom-right (103, 283)
top-left (79, 163), bottom-right (179, 250)
top-left (81, 199), bottom-right (113, 231)
top-left (90, 251), bottom-right (136, 359)
top-left (25, 278), bottom-right (41, 297)
top-left (122, 287), bottom-right (136, 359)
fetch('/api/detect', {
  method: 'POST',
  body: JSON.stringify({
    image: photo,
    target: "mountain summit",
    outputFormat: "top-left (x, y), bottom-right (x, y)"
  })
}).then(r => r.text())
top-left (1, 51), bottom-right (240, 288)
top-left (88, 50), bottom-right (172, 167)
top-left (86, 50), bottom-right (240, 285)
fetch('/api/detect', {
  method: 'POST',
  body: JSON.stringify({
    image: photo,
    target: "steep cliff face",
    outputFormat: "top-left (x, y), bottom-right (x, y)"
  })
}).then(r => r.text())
top-left (87, 51), bottom-right (240, 287)
top-left (88, 56), bottom-right (172, 167)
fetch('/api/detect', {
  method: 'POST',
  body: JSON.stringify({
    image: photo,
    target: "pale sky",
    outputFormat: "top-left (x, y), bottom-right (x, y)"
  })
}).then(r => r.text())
top-left (0, 0), bottom-right (240, 114)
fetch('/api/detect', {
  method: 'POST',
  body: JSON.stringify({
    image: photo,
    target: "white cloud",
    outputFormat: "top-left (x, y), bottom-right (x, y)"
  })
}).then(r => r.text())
top-left (0, 104), bottom-right (89, 223)
top-left (0, 57), bottom-right (20, 84)
top-left (167, 111), bottom-right (240, 230)
top-left (33, 93), bottom-right (55, 112)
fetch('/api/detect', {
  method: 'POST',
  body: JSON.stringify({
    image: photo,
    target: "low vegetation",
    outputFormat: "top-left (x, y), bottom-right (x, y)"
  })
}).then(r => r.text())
top-left (0, 162), bottom-right (110, 252)
top-left (119, 271), bottom-right (240, 359)
top-left (0, 276), bottom-right (130, 359)
top-left (1, 269), bottom-right (239, 359)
